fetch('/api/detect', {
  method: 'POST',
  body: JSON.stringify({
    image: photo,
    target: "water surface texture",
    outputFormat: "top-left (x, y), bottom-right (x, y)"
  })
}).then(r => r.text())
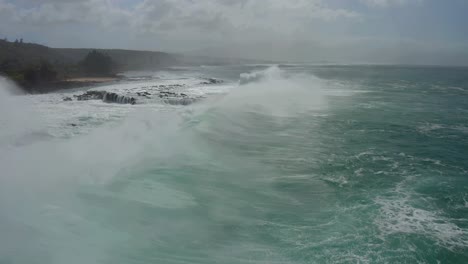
top-left (1, 65), bottom-right (468, 263)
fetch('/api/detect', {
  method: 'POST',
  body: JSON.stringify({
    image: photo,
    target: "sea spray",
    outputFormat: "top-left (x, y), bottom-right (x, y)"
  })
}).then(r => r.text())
top-left (1, 65), bottom-right (467, 263)
top-left (229, 66), bottom-right (327, 117)
top-left (0, 67), bottom-right (331, 263)
top-left (0, 77), bottom-right (47, 147)
top-left (0, 77), bottom-right (197, 263)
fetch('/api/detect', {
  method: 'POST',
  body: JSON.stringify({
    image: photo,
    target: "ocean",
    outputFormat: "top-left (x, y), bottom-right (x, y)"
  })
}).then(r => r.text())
top-left (0, 64), bottom-right (467, 263)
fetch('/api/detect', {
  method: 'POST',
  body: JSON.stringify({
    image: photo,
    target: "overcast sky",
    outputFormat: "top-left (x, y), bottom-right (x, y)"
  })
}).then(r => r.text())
top-left (1, 0), bottom-right (468, 65)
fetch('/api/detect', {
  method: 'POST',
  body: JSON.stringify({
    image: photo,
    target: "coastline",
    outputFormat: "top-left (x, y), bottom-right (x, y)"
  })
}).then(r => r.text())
top-left (23, 76), bottom-right (123, 94)
top-left (64, 77), bottom-right (119, 83)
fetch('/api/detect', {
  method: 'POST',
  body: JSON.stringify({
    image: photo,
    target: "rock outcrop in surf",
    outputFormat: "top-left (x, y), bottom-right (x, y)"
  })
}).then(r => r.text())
top-left (62, 77), bottom-right (222, 106)
top-left (103, 92), bottom-right (136, 104)
top-left (73, 90), bottom-right (136, 104)
top-left (200, 78), bottom-right (223, 85)
top-left (132, 83), bottom-right (205, 105)
top-left (157, 90), bottom-right (202, 105)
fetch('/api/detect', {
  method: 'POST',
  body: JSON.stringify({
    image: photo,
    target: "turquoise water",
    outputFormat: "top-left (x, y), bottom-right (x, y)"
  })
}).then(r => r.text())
top-left (1, 65), bottom-right (468, 263)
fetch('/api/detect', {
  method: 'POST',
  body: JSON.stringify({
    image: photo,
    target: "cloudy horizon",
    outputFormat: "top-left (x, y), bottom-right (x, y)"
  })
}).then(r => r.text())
top-left (1, 0), bottom-right (468, 65)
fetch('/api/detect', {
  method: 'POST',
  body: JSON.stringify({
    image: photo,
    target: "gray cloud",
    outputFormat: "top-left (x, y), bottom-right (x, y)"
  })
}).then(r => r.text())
top-left (360, 0), bottom-right (424, 7)
top-left (3, 0), bottom-right (360, 31)
top-left (1, 0), bottom-right (467, 65)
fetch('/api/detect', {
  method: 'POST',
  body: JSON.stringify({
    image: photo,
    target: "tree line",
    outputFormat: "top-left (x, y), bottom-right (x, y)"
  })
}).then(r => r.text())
top-left (1, 39), bottom-right (116, 92)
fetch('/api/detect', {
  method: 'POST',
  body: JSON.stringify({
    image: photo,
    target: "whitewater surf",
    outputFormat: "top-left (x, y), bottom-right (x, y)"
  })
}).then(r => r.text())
top-left (1, 65), bottom-right (467, 263)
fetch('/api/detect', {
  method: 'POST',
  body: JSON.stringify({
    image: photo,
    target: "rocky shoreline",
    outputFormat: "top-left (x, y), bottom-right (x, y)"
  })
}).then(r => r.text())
top-left (64, 90), bottom-right (136, 105)
top-left (62, 77), bottom-right (224, 106)
top-left (24, 76), bottom-right (122, 94)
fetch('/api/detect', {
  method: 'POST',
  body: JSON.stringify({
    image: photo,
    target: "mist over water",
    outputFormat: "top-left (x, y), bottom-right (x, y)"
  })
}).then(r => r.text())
top-left (1, 65), bottom-right (468, 263)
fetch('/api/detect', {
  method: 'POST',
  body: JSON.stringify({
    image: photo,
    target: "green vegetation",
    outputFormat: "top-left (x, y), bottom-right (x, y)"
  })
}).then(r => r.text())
top-left (0, 41), bottom-right (116, 92)
top-left (81, 50), bottom-right (115, 76)
top-left (0, 38), bottom-right (177, 93)
top-left (23, 61), bottom-right (57, 84)
top-left (0, 38), bottom-right (69, 92)
top-left (0, 60), bottom-right (58, 92)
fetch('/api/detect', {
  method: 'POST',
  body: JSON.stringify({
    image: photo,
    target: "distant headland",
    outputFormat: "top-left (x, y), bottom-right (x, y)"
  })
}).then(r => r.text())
top-left (0, 38), bottom-right (278, 93)
top-left (0, 38), bottom-right (181, 93)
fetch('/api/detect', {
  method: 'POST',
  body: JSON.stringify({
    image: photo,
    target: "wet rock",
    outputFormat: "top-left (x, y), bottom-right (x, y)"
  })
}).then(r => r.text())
top-left (154, 90), bottom-right (202, 105)
top-left (159, 91), bottom-right (177, 98)
top-left (63, 97), bottom-right (73, 101)
top-left (74, 90), bottom-right (136, 105)
top-left (136, 91), bottom-right (151, 96)
top-left (103, 92), bottom-right (136, 105)
top-left (200, 78), bottom-right (223, 85)
top-left (76, 90), bottom-right (105, 101)
top-left (152, 84), bottom-right (185, 89)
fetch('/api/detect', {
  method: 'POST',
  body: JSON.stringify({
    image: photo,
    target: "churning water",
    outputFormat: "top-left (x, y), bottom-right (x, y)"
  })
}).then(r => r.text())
top-left (1, 65), bottom-right (468, 263)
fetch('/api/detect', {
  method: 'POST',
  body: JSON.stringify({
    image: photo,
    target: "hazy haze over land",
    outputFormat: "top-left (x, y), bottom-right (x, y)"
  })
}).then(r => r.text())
top-left (2, 2), bottom-right (468, 264)
top-left (1, 0), bottom-right (468, 64)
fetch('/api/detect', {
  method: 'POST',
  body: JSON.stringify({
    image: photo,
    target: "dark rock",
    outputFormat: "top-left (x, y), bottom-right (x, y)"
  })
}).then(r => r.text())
top-left (200, 78), bottom-right (223, 85)
top-left (75, 90), bottom-right (136, 105)
top-left (159, 91), bottom-right (178, 98)
top-left (152, 84), bottom-right (185, 89)
top-left (63, 97), bottom-right (73, 101)
top-left (103, 92), bottom-right (136, 105)
top-left (76, 90), bottom-right (105, 101)
top-left (136, 91), bottom-right (151, 96)
top-left (153, 89), bottom-right (202, 105)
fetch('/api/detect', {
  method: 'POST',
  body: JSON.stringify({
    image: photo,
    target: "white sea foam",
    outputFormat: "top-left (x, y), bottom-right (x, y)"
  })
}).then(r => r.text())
top-left (0, 75), bottom-right (218, 263)
top-left (0, 77), bottom-right (48, 146)
top-left (4, 65), bottom-right (463, 263)
top-left (221, 66), bottom-right (327, 117)
top-left (375, 177), bottom-right (468, 250)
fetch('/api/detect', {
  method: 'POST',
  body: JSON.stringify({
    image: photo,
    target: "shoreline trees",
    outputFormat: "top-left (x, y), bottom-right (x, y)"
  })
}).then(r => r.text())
top-left (81, 50), bottom-right (115, 76)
